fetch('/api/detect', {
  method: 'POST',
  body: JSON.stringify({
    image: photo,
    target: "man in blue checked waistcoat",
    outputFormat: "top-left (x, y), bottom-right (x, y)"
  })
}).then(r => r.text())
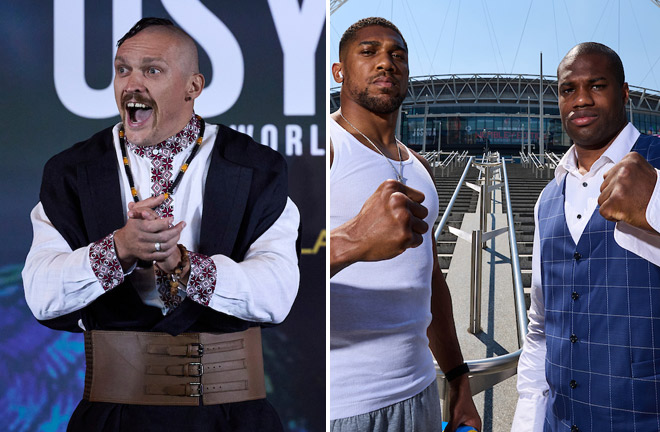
top-left (512, 42), bottom-right (660, 432)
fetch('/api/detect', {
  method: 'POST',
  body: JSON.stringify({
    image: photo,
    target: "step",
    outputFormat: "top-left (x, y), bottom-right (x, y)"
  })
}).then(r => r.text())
top-left (436, 242), bottom-right (456, 254)
top-left (524, 286), bottom-right (532, 310)
top-left (438, 254), bottom-right (452, 269)
top-left (516, 242), bottom-right (534, 255)
top-left (517, 254), bottom-right (532, 269)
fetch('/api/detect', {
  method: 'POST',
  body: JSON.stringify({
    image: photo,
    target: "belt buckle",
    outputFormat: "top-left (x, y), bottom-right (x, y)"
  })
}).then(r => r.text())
top-left (188, 343), bottom-right (204, 357)
top-left (189, 362), bottom-right (203, 377)
top-left (189, 382), bottom-right (203, 397)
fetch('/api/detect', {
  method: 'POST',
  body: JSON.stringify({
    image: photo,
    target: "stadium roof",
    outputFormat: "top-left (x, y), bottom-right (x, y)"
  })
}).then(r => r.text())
top-left (331, 74), bottom-right (660, 113)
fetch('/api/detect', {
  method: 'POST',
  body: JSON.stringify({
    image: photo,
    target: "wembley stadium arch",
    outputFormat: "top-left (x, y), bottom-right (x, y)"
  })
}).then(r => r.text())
top-left (331, 74), bottom-right (660, 156)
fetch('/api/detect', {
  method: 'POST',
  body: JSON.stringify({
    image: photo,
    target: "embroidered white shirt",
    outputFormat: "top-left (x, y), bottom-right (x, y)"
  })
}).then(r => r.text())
top-left (22, 122), bottom-right (300, 328)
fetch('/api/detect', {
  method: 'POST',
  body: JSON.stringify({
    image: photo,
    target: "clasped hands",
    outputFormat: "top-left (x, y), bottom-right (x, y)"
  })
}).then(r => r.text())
top-left (114, 194), bottom-right (186, 273)
top-left (598, 151), bottom-right (658, 233)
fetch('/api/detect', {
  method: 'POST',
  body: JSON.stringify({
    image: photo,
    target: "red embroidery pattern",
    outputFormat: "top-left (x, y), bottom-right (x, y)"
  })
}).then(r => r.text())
top-left (126, 115), bottom-right (201, 218)
top-left (89, 232), bottom-right (124, 291)
top-left (187, 252), bottom-right (217, 306)
top-left (124, 115), bottom-right (201, 313)
top-left (155, 267), bottom-right (184, 313)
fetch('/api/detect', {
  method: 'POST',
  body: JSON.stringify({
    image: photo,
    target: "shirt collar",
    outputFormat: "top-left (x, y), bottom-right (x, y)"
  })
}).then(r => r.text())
top-left (554, 122), bottom-right (640, 184)
top-left (125, 113), bottom-right (201, 158)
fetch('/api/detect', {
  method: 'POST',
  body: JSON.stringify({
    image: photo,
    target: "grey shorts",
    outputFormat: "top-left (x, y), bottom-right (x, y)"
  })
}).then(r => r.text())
top-left (330, 380), bottom-right (443, 432)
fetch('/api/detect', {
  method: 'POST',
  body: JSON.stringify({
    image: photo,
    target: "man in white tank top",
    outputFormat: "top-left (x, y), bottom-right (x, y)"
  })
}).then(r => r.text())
top-left (329, 18), bottom-right (481, 432)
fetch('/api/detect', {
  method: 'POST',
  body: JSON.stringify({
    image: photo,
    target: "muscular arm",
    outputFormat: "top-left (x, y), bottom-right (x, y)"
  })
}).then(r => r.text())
top-left (428, 243), bottom-right (481, 431)
top-left (427, 257), bottom-right (463, 370)
top-left (412, 151), bottom-right (481, 431)
top-left (416, 152), bottom-right (467, 373)
top-left (330, 179), bottom-right (429, 277)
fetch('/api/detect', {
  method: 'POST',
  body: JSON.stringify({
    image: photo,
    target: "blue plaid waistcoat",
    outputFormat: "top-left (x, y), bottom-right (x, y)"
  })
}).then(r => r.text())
top-left (539, 134), bottom-right (660, 431)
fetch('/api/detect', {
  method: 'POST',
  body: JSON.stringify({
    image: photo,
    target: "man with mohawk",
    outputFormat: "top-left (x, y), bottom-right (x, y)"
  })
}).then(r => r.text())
top-left (23, 17), bottom-right (299, 431)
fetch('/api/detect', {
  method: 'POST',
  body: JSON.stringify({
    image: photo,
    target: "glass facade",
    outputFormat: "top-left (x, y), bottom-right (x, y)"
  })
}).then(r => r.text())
top-left (634, 112), bottom-right (660, 135)
top-left (332, 75), bottom-right (660, 156)
top-left (401, 111), bottom-right (567, 155)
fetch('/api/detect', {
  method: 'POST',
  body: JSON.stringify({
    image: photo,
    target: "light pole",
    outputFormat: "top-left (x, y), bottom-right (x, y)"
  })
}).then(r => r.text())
top-left (483, 128), bottom-right (488, 154)
top-left (422, 96), bottom-right (429, 153)
top-left (437, 120), bottom-right (442, 153)
top-left (527, 97), bottom-right (531, 154)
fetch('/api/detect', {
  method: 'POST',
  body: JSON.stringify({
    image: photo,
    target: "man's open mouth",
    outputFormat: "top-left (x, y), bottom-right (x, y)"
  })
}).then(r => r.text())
top-left (126, 102), bottom-right (153, 126)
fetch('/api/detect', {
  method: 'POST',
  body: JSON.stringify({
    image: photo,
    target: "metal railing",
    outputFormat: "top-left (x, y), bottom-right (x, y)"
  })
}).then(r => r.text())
top-left (440, 151), bottom-right (459, 168)
top-left (544, 151), bottom-right (562, 167)
top-left (528, 152), bottom-right (543, 169)
top-left (457, 150), bottom-right (469, 163)
top-left (519, 151), bottom-right (530, 166)
top-left (421, 150), bottom-right (439, 165)
top-left (434, 156), bottom-right (475, 240)
top-left (433, 155), bottom-right (528, 421)
top-left (419, 150), bottom-right (463, 177)
top-left (502, 160), bottom-right (530, 347)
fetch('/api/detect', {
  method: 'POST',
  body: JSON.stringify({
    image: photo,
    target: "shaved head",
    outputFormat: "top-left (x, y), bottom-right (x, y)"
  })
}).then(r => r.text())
top-left (117, 17), bottom-right (199, 74)
top-left (558, 42), bottom-right (624, 87)
top-left (113, 17), bottom-right (205, 147)
top-left (339, 17), bottom-right (407, 61)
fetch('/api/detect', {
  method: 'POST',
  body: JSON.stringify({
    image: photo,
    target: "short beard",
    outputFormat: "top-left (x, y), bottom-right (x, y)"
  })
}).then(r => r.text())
top-left (354, 87), bottom-right (404, 114)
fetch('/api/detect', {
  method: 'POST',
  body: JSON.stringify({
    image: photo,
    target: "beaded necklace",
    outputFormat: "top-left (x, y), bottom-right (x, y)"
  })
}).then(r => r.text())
top-left (119, 114), bottom-right (205, 202)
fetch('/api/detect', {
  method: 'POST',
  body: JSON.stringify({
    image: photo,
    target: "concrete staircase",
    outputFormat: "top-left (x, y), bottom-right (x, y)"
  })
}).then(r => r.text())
top-left (433, 165), bottom-right (480, 277)
top-left (428, 159), bottom-right (557, 431)
top-left (502, 163), bottom-right (553, 307)
top-left (431, 160), bottom-right (552, 307)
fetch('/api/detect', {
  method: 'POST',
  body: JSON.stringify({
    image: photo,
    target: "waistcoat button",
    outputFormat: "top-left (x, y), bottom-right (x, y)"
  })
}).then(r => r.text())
top-left (570, 379), bottom-right (577, 389)
top-left (570, 334), bottom-right (578, 343)
top-left (574, 251), bottom-right (581, 260)
top-left (571, 292), bottom-right (579, 300)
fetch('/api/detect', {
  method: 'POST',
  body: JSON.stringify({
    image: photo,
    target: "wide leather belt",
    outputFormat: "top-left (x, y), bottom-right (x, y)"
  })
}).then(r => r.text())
top-left (83, 327), bottom-right (266, 406)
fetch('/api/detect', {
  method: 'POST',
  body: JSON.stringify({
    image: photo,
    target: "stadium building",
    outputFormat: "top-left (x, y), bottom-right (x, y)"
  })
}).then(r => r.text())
top-left (331, 73), bottom-right (660, 156)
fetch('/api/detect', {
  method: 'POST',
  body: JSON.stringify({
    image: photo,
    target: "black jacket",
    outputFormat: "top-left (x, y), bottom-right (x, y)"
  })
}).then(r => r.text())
top-left (39, 123), bottom-right (291, 336)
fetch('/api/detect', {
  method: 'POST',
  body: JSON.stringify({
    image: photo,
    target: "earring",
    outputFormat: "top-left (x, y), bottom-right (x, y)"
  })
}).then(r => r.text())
top-left (338, 71), bottom-right (343, 79)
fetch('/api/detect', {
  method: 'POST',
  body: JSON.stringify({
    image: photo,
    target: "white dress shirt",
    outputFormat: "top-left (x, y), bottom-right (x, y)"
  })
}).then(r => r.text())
top-left (512, 123), bottom-right (660, 431)
top-left (22, 122), bottom-right (300, 329)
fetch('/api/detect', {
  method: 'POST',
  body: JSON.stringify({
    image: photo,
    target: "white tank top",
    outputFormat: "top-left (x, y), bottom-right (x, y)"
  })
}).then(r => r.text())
top-left (330, 116), bottom-right (439, 419)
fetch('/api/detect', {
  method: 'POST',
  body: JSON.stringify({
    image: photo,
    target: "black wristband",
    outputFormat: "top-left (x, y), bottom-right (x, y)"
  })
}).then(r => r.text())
top-left (445, 362), bottom-right (469, 382)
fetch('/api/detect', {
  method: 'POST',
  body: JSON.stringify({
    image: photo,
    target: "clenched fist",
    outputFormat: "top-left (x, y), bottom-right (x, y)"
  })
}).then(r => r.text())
top-left (331, 179), bottom-right (429, 276)
top-left (599, 152), bottom-right (658, 232)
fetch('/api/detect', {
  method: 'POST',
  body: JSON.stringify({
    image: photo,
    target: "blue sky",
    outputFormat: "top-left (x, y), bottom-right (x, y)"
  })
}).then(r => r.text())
top-left (330, 0), bottom-right (660, 91)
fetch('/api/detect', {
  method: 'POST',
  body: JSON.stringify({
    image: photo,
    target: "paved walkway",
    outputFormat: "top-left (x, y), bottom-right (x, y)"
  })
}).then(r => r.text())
top-left (440, 189), bottom-right (522, 432)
